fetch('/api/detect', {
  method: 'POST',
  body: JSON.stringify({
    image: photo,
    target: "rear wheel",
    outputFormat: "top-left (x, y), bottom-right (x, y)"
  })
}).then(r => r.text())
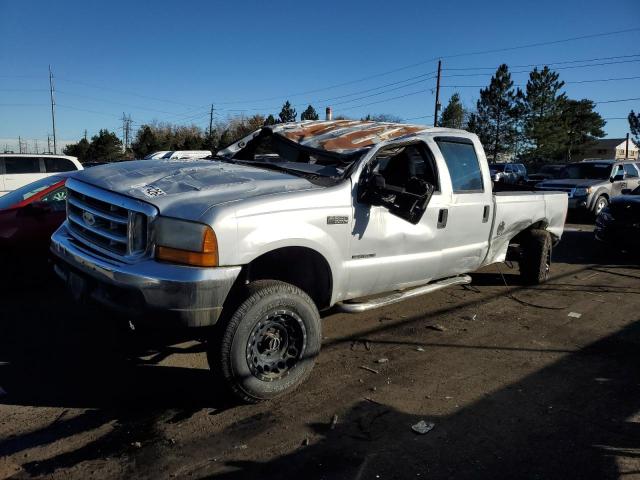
top-left (519, 229), bottom-right (552, 285)
top-left (208, 280), bottom-right (321, 403)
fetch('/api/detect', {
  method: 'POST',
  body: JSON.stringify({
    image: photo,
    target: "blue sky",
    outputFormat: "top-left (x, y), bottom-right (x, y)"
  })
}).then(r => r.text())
top-left (0, 0), bottom-right (638, 152)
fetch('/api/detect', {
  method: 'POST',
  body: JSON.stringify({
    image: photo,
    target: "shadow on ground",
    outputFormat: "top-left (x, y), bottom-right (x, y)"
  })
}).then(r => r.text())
top-left (0, 227), bottom-right (637, 478)
top-left (203, 317), bottom-right (640, 480)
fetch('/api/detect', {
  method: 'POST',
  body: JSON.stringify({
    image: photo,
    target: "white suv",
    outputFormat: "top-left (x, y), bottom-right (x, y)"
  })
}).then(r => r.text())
top-left (0, 154), bottom-right (83, 196)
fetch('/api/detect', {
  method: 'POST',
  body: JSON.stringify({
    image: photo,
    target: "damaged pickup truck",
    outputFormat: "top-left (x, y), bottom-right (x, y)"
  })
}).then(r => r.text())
top-left (51, 120), bottom-right (568, 402)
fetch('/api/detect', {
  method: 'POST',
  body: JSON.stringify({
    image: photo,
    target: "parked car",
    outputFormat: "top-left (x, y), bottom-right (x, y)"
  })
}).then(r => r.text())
top-left (0, 173), bottom-right (75, 283)
top-left (157, 150), bottom-right (213, 160)
top-left (51, 120), bottom-right (568, 402)
top-left (489, 163), bottom-right (527, 184)
top-left (525, 164), bottom-right (565, 186)
top-left (595, 185), bottom-right (640, 248)
top-left (536, 159), bottom-right (640, 216)
top-left (0, 154), bottom-right (83, 196)
top-left (143, 151), bottom-right (171, 160)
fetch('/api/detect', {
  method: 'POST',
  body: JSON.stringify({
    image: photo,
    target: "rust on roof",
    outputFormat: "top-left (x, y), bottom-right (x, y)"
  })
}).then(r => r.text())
top-left (272, 120), bottom-right (427, 154)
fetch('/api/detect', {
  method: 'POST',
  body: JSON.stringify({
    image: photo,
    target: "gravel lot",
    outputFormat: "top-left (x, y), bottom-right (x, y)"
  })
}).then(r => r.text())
top-left (1, 223), bottom-right (639, 480)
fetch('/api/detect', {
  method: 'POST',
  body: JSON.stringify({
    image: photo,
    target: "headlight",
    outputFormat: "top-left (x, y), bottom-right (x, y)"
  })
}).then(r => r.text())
top-left (573, 187), bottom-right (592, 197)
top-left (155, 217), bottom-right (218, 267)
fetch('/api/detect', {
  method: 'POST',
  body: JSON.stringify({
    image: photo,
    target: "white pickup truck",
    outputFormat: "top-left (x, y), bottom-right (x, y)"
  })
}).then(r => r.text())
top-left (51, 120), bottom-right (568, 402)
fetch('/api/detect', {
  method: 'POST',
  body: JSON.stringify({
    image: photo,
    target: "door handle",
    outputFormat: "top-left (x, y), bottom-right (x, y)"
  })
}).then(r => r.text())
top-left (437, 208), bottom-right (448, 229)
top-left (482, 205), bottom-right (490, 223)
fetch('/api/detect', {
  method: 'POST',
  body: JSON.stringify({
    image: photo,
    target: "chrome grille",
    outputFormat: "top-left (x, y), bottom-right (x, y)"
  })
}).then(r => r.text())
top-left (65, 178), bottom-right (157, 261)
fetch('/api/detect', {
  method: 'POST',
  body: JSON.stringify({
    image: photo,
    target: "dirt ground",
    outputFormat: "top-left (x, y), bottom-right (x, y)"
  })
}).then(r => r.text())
top-left (1, 222), bottom-right (639, 480)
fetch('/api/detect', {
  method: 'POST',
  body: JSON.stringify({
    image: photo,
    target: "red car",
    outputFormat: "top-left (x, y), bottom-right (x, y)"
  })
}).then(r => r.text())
top-left (0, 174), bottom-right (75, 283)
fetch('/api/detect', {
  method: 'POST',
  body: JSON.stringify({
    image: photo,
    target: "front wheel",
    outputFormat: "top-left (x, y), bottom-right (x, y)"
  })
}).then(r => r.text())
top-left (519, 229), bottom-right (552, 285)
top-left (208, 280), bottom-right (321, 403)
top-left (593, 195), bottom-right (608, 217)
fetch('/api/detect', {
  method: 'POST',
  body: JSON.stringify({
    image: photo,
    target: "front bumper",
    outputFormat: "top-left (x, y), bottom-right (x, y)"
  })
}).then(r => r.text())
top-left (50, 223), bottom-right (242, 327)
top-left (568, 196), bottom-right (589, 210)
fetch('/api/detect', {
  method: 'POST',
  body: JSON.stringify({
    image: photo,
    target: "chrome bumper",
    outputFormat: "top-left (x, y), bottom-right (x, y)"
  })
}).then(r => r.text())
top-left (50, 223), bottom-right (241, 327)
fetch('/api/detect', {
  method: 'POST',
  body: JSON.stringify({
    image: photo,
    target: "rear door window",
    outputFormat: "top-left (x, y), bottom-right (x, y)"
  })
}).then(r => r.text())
top-left (4, 156), bottom-right (41, 174)
top-left (434, 139), bottom-right (484, 193)
top-left (44, 157), bottom-right (77, 172)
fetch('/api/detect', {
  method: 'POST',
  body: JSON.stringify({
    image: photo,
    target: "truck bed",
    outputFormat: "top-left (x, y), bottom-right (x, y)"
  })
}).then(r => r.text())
top-left (482, 190), bottom-right (568, 267)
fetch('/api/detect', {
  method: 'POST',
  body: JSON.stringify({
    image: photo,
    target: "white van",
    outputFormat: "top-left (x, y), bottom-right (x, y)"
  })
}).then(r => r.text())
top-left (0, 154), bottom-right (83, 196)
top-left (159, 150), bottom-right (212, 160)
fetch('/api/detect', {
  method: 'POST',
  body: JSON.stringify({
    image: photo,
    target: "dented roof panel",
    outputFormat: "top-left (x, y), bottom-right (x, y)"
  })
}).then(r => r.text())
top-left (270, 120), bottom-right (429, 155)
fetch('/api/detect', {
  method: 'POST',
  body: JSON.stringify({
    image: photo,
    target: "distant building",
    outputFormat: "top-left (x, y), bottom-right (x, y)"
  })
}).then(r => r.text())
top-left (575, 137), bottom-right (639, 162)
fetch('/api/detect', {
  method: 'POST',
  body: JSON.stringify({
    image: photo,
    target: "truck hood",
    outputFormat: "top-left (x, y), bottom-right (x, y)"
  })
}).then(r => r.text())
top-left (536, 178), bottom-right (606, 189)
top-left (73, 159), bottom-right (321, 221)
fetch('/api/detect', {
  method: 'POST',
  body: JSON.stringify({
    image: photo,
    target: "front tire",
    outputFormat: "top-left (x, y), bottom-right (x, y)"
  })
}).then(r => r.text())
top-left (208, 280), bottom-right (321, 403)
top-left (519, 229), bottom-right (552, 285)
top-left (593, 195), bottom-right (608, 217)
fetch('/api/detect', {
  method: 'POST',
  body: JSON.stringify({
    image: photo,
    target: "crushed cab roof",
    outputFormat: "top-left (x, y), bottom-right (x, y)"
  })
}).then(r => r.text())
top-left (269, 120), bottom-right (430, 155)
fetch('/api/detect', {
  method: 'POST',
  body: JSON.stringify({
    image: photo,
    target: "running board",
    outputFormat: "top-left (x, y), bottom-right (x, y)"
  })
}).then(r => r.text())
top-left (336, 275), bottom-right (472, 313)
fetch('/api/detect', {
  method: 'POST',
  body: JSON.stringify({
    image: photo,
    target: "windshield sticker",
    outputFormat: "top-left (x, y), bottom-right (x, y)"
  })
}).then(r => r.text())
top-left (141, 185), bottom-right (166, 197)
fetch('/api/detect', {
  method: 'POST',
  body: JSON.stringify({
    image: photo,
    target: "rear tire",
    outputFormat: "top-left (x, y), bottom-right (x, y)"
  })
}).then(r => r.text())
top-left (208, 280), bottom-right (321, 403)
top-left (519, 229), bottom-right (552, 285)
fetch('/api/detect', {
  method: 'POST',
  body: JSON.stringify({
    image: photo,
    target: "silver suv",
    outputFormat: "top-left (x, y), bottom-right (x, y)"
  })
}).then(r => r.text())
top-left (536, 159), bottom-right (640, 216)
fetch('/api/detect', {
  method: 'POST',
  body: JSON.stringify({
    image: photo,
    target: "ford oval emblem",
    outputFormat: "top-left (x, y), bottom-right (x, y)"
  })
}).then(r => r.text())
top-left (82, 211), bottom-right (96, 227)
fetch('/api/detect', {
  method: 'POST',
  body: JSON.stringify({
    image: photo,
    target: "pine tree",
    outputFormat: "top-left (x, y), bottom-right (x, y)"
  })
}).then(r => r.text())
top-left (278, 101), bottom-right (297, 123)
top-left (264, 114), bottom-right (277, 126)
top-left (524, 66), bottom-right (567, 159)
top-left (86, 129), bottom-right (123, 162)
top-left (561, 99), bottom-right (606, 162)
top-left (300, 105), bottom-right (319, 121)
top-left (439, 93), bottom-right (465, 129)
top-left (472, 64), bottom-right (519, 161)
top-left (63, 137), bottom-right (91, 162)
top-left (629, 110), bottom-right (640, 143)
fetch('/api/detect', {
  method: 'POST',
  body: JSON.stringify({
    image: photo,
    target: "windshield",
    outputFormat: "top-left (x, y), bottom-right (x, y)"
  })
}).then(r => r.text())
top-left (228, 129), bottom-right (358, 180)
top-left (559, 163), bottom-right (612, 180)
top-left (0, 176), bottom-right (63, 210)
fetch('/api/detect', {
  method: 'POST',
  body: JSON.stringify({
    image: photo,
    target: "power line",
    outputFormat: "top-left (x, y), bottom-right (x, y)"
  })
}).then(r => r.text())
top-left (596, 97), bottom-right (640, 104)
top-left (208, 27), bottom-right (640, 104)
top-left (441, 75), bottom-right (640, 89)
top-left (441, 59), bottom-right (640, 78)
top-left (443, 53), bottom-right (640, 71)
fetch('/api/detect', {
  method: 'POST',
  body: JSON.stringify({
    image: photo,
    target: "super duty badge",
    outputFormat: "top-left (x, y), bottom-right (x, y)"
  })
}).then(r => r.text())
top-left (327, 216), bottom-right (349, 225)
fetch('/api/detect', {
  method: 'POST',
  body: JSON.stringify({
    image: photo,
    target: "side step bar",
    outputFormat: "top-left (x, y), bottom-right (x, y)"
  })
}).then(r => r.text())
top-left (336, 275), bottom-right (472, 313)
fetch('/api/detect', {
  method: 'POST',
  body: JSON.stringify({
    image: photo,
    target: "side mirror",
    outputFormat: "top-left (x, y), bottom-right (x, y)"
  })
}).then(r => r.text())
top-left (372, 173), bottom-right (386, 190)
top-left (622, 188), bottom-right (632, 195)
top-left (611, 173), bottom-right (625, 182)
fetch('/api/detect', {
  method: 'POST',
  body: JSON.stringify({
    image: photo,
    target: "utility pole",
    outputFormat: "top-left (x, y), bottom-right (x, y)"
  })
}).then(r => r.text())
top-left (625, 132), bottom-right (630, 159)
top-left (34, 139), bottom-right (39, 154)
top-left (47, 134), bottom-right (52, 154)
top-left (121, 113), bottom-right (132, 151)
top-left (208, 104), bottom-right (214, 136)
top-left (18, 136), bottom-right (23, 153)
top-left (433, 60), bottom-right (442, 127)
top-left (49, 65), bottom-right (57, 154)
